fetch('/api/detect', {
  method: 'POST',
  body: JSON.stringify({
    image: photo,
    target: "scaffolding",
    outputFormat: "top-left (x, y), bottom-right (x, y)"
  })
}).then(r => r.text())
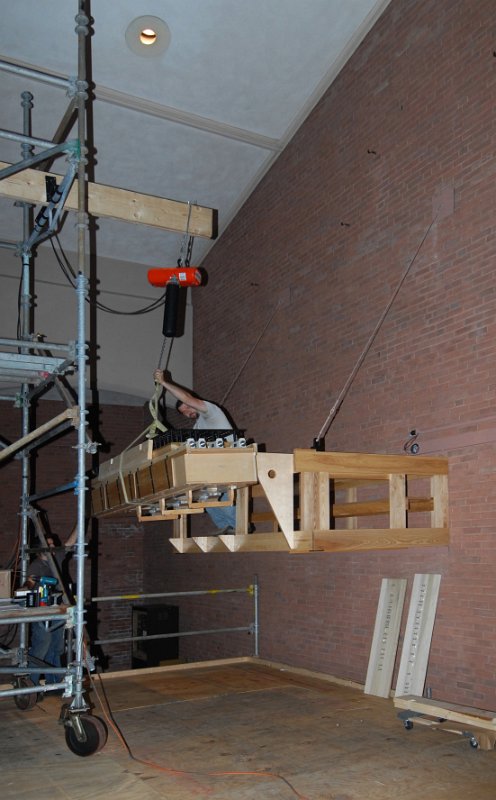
top-left (0, 3), bottom-right (107, 756)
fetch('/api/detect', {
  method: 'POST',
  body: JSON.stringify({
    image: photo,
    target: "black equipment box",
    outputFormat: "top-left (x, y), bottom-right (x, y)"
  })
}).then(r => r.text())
top-left (131, 604), bottom-right (179, 668)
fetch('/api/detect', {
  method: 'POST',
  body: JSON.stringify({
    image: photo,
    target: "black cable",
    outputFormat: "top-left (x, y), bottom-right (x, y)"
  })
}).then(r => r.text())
top-left (50, 236), bottom-right (166, 316)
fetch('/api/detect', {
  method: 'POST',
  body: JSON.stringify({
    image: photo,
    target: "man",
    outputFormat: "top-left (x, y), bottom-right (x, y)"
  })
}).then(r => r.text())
top-left (25, 525), bottom-right (77, 688)
top-left (153, 369), bottom-right (237, 532)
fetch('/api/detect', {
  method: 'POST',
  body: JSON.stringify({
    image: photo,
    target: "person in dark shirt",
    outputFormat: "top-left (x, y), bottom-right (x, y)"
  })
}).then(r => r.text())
top-left (25, 526), bottom-right (77, 687)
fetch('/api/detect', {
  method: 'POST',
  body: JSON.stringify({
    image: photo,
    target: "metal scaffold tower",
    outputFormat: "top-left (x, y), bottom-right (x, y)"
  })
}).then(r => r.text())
top-left (0, 2), bottom-right (107, 755)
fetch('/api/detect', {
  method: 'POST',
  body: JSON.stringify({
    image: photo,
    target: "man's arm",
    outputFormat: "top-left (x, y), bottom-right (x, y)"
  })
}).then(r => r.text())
top-left (153, 370), bottom-right (207, 413)
top-left (64, 524), bottom-right (78, 548)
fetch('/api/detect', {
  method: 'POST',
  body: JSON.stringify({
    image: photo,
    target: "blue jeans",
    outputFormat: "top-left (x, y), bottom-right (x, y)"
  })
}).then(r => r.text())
top-left (28, 620), bottom-right (66, 684)
top-left (206, 492), bottom-right (237, 531)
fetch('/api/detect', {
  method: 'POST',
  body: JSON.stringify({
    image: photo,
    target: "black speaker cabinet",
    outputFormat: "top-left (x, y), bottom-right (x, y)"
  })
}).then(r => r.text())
top-left (131, 604), bottom-right (179, 668)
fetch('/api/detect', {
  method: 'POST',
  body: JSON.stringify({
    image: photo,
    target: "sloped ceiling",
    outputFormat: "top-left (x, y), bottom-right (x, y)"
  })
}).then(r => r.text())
top-left (0, 0), bottom-right (390, 402)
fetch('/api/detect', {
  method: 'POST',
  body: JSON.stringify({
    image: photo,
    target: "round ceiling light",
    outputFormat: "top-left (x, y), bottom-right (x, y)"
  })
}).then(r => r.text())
top-left (125, 16), bottom-right (171, 57)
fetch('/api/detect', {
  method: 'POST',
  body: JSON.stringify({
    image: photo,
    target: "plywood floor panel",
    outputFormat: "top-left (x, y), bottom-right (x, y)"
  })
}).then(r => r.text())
top-left (1, 661), bottom-right (495, 800)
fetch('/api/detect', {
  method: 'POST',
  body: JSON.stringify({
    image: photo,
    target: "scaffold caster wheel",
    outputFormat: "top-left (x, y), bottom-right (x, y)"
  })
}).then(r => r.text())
top-left (403, 720), bottom-right (414, 730)
top-left (65, 713), bottom-right (108, 757)
top-left (13, 676), bottom-right (38, 711)
top-left (469, 736), bottom-right (479, 749)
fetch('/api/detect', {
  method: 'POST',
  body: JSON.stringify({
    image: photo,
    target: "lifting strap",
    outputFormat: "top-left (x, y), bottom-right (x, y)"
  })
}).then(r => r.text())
top-left (146, 381), bottom-right (167, 440)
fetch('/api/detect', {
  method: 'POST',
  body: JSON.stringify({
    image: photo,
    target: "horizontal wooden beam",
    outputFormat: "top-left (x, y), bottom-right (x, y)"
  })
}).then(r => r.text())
top-left (332, 497), bottom-right (434, 518)
top-left (294, 449), bottom-right (448, 479)
top-left (312, 527), bottom-right (449, 553)
top-left (394, 695), bottom-right (496, 731)
top-left (222, 532), bottom-right (290, 553)
top-left (0, 161), bottom-right (217, 240)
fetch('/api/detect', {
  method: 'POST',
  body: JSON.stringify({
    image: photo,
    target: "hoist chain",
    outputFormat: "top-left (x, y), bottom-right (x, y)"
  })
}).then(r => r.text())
top-left (177, 201), bottom-right (195, 266)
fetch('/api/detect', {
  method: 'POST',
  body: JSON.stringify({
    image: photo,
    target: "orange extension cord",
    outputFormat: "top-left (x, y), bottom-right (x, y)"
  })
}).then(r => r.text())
top-left (89, 662), bottom-right (312, 800)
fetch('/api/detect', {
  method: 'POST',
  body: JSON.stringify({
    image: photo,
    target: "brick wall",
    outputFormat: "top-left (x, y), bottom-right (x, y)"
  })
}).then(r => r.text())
top-left (145, 0), bottom-right (496, 709)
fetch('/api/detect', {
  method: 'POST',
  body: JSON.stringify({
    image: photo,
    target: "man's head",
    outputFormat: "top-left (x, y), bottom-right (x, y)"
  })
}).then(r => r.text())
top-left (176, 399), bottom-right (199, 420)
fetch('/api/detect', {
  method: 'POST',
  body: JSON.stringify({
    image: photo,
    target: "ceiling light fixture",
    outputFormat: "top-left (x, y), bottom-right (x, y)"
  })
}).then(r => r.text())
top-left (125, 16), bottom-right (171, 58)
top-left (140, 28), bottom-right (157, 46)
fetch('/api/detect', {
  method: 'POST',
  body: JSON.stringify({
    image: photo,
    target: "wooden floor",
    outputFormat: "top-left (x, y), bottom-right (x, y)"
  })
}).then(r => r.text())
top-left (1, 658), bottom-right (495, 800)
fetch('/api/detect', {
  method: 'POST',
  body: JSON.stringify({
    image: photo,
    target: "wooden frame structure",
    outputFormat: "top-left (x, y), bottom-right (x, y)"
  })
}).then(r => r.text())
top-left (394, 695), bottom-right (496, 750)
top-left (91, 446), bottom-right (449, 555)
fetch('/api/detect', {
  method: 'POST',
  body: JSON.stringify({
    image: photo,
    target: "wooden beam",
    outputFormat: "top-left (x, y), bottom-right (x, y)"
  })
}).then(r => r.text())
top-left (394, 695), bottom-right (496, 732)
top-left (0, 407), bottom-right (79, 463)
top-left (294, 449), bottom-right (448, 479)
top-left (235, 486), bottom-right (250, 534)
top-left (431, 473), bottom-right (449, 528)
top-left (332, 497), bottom-right (434, 518)
top-left (389, 473), bottom-right (407, 528)
top-left (221, 532), bottom-right (290, 553)
top-left (395, 573), bottom-right (441, 697)
top-left (312, 528), bottom-right (449, 553)
top-left (300, 471), bottom-right (329, 535)
top-left (365, 578), bottom-right (407, 698)
top-left (0, 160), bottom-right (217, 240)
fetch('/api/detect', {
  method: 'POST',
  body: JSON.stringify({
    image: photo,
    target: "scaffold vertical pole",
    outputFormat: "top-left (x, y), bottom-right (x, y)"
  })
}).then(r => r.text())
top-left (253, 574), bottom-right (259, 657)
top-left (71, 1), bottom-right (90, 710)
top-left (18, 90), bottom-right (34, 658)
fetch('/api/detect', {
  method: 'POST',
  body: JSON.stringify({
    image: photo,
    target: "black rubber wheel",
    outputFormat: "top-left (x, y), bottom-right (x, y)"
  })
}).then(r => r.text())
top-left (13, 676), bottom-right (38, 711)
top-left (470, 736), bottom-right (479, 749)
top-left (403, 719), bottom-right (414, 730)
top-left (64, 714), bottom-right (108, 757)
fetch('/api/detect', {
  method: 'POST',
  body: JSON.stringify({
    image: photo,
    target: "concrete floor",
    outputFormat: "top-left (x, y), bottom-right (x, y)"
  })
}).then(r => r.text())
top-left (1, 659), bottom-right (495, 800)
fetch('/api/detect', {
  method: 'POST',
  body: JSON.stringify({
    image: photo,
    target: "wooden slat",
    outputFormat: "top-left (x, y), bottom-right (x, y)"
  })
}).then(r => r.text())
top-left (235, 486), bottom-right (250, 534)
top-left (394, 695), bottom-right (496, 731)
top-left (0, 161), bottom-right (217, 239)
top-left (395, 573), bottom-right (441, 697)
top-left (365, 578), bottom-right (407, 698)
top-left (170, 448), bottom-right (258, 486)
top-left (221, 532), bottom-right (290, 553)
top-left (98, 440), bottom-right (154, 480)
top-left (0, 407), bottom-right (79, 462)
top-left (344, 486), bottom-right (358, 529)
top-left (431, 473), bottom-right (449, 528)
top-left (294, 449), bottom-right (448, 479)
top-left (312, 528), bottom-right (449, 553)
top-left (300, 471), bottom-right (329, 533)
top-left (389, 473), bottom-right (407, 528)
top-left (285, 531), bottom-right (317, 551)
top-left (332, 497), bottom-right (434, 518)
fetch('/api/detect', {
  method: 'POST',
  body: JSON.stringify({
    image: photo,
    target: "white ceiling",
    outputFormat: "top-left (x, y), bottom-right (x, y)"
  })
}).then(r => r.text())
top-left (0, 0), bottom-right (391, 269)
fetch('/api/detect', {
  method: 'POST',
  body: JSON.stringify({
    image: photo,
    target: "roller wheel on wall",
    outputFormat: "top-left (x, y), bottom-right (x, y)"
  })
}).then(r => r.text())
top-left (65, 713), bottom-right (108, 756)
top-left (13, 676), bottom-right (38, 711)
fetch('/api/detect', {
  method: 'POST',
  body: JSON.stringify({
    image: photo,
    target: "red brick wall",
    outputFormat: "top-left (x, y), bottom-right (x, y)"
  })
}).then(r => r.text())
top-left (147, 0), bottom-right (496, 709)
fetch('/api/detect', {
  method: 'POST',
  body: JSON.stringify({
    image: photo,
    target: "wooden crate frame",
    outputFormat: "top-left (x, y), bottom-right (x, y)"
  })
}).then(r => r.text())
top-left (91, 447), bottom-right (449, 555)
